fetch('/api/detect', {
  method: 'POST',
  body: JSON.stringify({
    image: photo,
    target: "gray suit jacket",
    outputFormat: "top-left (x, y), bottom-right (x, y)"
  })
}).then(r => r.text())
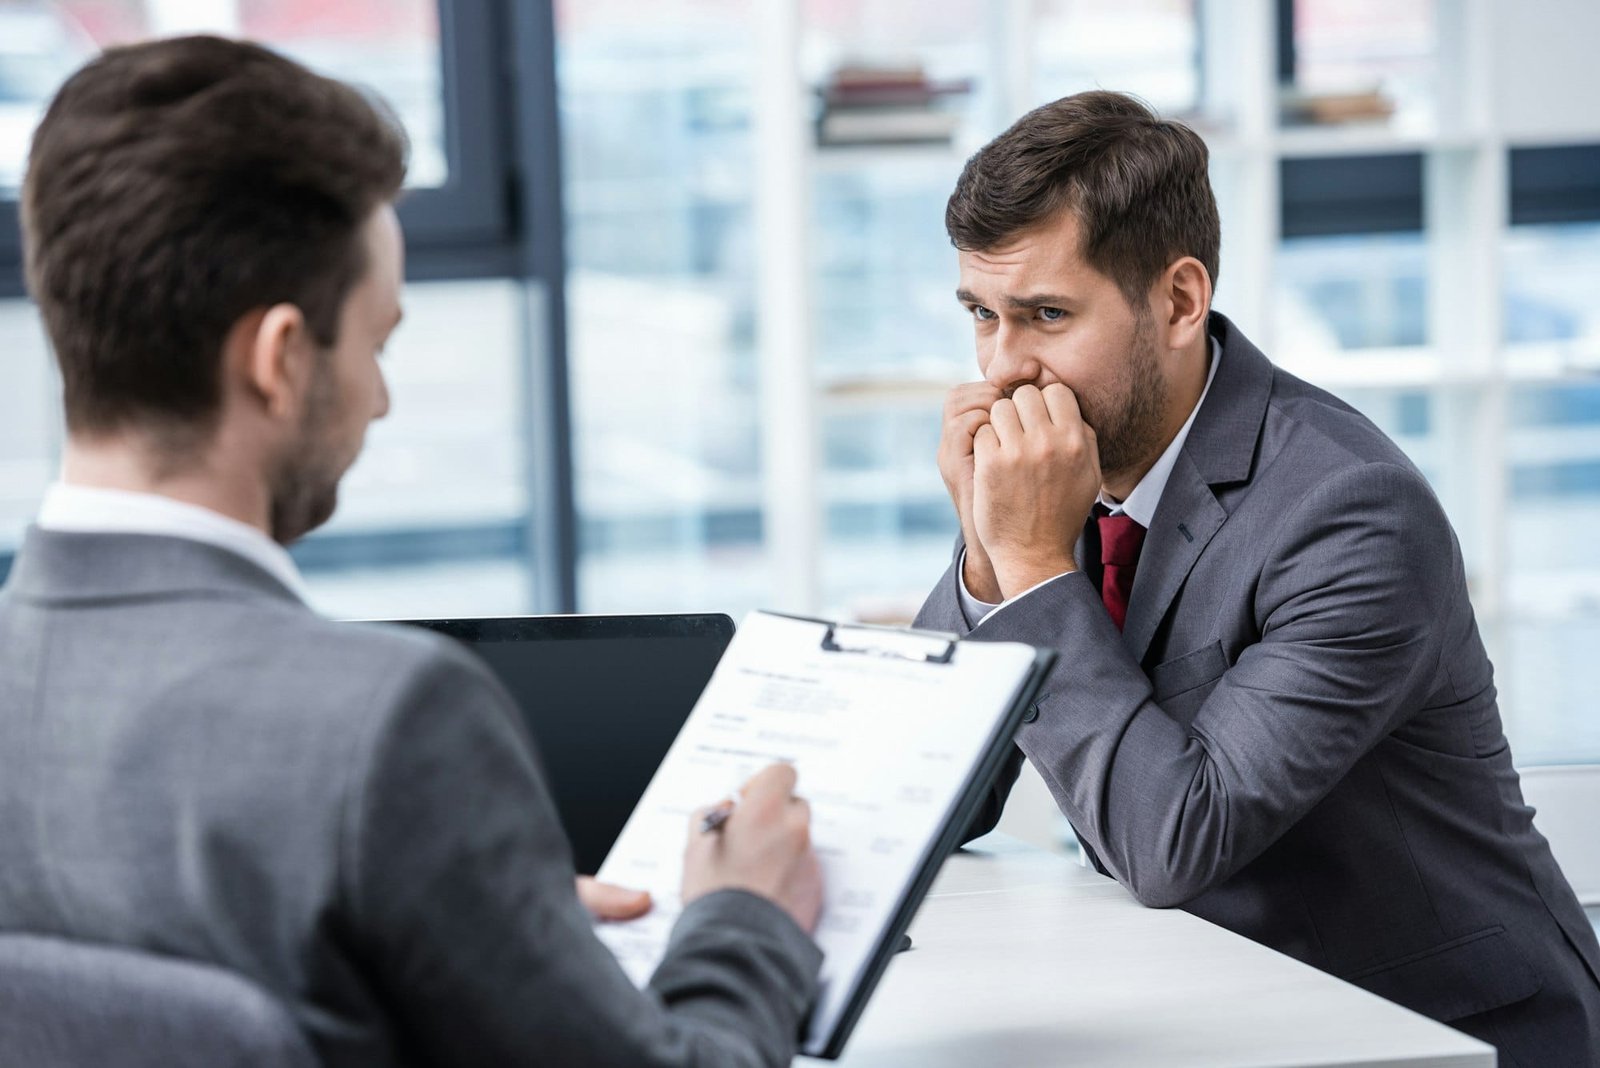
top-left (0, 530), bottom-right (822, 1067)
top-left (917, 313), bottom-right (1600, 1064)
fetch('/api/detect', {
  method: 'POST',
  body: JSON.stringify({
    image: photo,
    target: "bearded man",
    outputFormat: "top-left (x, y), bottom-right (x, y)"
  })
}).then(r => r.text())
top-left (916, 90), bottom-right (1600, 1066)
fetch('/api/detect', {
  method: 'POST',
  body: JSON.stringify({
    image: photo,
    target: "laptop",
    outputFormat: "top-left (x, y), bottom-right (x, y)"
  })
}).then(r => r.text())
top-left (392, 613), bottom-right (735, 874)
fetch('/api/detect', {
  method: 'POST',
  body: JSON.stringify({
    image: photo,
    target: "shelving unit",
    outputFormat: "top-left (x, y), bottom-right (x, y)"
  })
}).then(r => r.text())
top-left (1216, 0), bottom-right (1600, 639)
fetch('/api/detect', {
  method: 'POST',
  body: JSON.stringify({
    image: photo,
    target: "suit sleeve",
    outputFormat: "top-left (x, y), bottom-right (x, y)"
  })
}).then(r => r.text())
top-left (953, 462), bottom-right (1459, 907)
top-left (338, 643), bottom-right (822, 1067)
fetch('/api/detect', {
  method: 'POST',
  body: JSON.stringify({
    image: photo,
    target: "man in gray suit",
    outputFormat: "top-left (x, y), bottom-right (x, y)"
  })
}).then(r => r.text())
top-left (0, 36), bottom-right (823, 1067)
top-left (916, 90), bottom-right (1600, 1064)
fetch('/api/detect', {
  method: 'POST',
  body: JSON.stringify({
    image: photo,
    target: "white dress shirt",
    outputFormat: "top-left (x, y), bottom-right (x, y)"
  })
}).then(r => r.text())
top-left (35, 482), bottom-right (308, 601)
top-left (959, 334), bottom-right (1223, 626)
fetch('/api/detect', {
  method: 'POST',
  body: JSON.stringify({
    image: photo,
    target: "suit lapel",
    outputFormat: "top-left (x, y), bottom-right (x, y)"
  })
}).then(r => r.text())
top-left (1119, 312), bottom-right (1275, 663)
top-left (1122, 454), bottom-right (1225, 662)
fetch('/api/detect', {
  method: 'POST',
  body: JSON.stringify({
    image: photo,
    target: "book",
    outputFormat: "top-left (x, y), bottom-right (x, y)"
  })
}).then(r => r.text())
top-left (817, 105), bottom-right (962, 146)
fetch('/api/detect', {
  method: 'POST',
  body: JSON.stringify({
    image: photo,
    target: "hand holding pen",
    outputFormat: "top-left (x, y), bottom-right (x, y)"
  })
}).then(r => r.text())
top-left (679, 762), bottom-right (824, 934)
top-left (698, 789), bottom-right (741, 834)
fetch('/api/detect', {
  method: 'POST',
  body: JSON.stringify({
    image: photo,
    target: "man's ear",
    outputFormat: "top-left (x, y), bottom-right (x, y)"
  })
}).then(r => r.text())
top-left (232, 303), bottom-right (314, 421)
top-left (1154, 256), bottom-right (1212, 351)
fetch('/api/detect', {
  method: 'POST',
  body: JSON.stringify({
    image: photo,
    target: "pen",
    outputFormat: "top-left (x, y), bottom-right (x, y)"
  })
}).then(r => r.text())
top-left (699, 792), bottom-right (739, 835)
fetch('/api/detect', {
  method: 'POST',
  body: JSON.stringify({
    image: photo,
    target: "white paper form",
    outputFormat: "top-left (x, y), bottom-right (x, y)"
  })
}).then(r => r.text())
top-left (594, 610), bottom-right (1042, 1055)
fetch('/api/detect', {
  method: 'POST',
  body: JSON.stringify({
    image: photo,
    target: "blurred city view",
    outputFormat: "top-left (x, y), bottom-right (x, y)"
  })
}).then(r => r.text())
top-left (1, 0), bottom-right (1598, 763)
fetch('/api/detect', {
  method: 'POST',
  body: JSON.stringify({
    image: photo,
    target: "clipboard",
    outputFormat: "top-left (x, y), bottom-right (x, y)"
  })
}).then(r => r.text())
top-left (593, 610), bottom-right (1055, 1060)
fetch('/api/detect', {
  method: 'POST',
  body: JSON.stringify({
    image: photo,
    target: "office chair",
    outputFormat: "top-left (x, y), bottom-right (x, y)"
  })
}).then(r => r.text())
top-left (0, 932), bottom-right (317, 1068)
top-left (1518, 764), bottom-right (1600, 932)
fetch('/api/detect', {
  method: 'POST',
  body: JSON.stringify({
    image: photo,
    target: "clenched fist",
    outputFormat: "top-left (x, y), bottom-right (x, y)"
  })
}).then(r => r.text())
top-left (971, 383), bottom-right (1101, 599)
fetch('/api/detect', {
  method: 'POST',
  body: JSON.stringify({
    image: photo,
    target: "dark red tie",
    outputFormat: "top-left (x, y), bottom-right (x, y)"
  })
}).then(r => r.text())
top-left (1097, 511), bottom-right (1146, 631)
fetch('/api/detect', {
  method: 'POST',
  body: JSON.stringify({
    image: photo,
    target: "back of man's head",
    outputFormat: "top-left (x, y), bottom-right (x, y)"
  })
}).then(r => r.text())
top-left (22, 35), bottom-right (407, 455)
top-left (946, 89), bottom-right (1220, 308)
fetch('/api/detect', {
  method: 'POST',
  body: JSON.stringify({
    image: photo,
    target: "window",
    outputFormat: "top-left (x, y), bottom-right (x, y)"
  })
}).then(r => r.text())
top-left (0, 1), bottom-right (464, 230)
top-left (1275, 154), bottom-right (1427, 358)
top-left (556, 0), bottom-right (769, 613)
top-left (1264, 3), bottom-right (1600, 773)
top-left (1500, 146), bottom-right (1600, 763)
top-left (0, 1), bottom-right (575, 617)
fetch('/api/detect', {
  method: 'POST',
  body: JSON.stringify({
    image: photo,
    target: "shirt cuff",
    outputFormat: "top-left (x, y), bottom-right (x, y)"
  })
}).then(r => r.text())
top-left (958, 549), bottom-right (1078, 627)
top-left (956, 548), bottom-right (1000, 627)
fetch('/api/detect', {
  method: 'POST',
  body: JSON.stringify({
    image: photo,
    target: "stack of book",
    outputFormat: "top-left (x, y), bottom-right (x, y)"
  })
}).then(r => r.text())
top-left (815, 63), bottom-right (972, 148)
top-left (1279, 86), bottom-right (1395, 126)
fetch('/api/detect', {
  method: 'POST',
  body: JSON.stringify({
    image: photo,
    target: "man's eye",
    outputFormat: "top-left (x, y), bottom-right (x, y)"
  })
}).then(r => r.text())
top-left (970, 305), bottom-right (996, 322)
top-left (1038, 307), bottom-right (1067, 322)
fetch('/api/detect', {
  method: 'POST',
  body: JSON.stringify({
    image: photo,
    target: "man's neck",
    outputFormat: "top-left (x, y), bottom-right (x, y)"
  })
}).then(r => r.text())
top-left (61, 437), bottom-right (272, 537)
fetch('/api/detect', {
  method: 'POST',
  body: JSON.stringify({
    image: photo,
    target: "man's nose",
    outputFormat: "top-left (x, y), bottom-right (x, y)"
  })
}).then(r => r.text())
top-left (984, 323), bottom-right (1042, 393)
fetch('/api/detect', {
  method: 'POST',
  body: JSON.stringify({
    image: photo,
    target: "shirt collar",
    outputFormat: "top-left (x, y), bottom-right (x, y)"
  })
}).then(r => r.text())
top-left (1098, 333), bottom-right (1222, 527)
top-left (35, 482), bottom-right (308, 602)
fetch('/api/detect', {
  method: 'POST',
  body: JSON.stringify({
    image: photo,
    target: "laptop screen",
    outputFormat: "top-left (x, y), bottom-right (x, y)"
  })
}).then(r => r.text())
top-left (395, 613), bottom-right (735, 874)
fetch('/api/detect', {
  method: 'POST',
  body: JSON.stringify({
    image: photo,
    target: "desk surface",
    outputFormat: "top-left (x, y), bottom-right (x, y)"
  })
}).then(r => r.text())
top-left (817, 835), bottom-right (1494, 1068)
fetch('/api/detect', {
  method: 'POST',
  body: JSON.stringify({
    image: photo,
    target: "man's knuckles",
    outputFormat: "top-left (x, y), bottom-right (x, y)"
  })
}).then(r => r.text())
top-left (979, 430), bottom-right (1091, 469)
top-left (944, 384), bottom-right (1001, 419)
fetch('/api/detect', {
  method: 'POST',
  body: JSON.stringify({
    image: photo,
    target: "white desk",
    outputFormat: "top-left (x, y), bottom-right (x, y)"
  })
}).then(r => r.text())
top-left (817, 835), bottom-right (1494, 1067)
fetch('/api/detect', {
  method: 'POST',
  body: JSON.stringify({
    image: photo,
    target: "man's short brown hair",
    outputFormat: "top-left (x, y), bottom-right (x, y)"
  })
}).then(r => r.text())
top-left (946, 90), bottom-right (1219, 307)
top-left (22, 35), bottom-right (407, 446)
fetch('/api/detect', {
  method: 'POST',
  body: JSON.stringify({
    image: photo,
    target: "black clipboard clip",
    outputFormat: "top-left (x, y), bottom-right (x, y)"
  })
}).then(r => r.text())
top-left (819, 622), bottom-right (957, 664)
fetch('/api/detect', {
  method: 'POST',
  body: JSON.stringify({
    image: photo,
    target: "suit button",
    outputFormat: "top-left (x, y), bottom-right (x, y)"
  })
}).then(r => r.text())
top-left (1022, 702), bottom-right (1040, 723)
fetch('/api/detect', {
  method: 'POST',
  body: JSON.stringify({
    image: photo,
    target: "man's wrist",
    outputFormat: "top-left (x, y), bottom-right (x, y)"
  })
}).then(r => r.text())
top-left (960, 542), bottom-right (1003, 604)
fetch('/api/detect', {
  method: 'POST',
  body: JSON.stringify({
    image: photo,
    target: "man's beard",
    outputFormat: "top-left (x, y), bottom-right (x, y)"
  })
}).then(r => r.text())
top-left (1079, 311), bottom-right (1169, 483)
top-left (268, 362), bottom-right (344, 545)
